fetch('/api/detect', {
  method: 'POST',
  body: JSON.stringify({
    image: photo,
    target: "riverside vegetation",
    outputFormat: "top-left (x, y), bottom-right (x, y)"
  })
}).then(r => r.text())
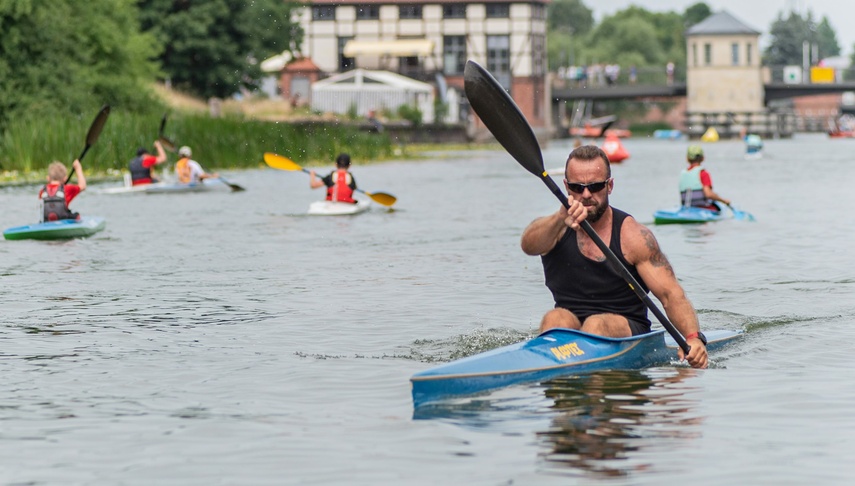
top-left (0, 109), bottom-right (397, 184)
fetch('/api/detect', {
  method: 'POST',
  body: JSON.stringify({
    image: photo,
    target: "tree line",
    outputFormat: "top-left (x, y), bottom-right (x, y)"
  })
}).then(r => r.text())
top-left (0, 0), bottom-right (300, 128)
top-left (547, 0), bottom-right (846, 80)
top-left (1, 0), bottom-right (850, 130)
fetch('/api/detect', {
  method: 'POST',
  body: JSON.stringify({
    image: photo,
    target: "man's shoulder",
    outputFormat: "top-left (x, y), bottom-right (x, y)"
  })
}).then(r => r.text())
top-left (617, 212), bottom-right (658, 257)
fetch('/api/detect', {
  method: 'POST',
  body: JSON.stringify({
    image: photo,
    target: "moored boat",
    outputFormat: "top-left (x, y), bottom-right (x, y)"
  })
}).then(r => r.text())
top-left (3, 217), bottom-right (106, 241)
top-left (101, 178), bottom-right (232, 195)
top-left (307, 199), bottom-right (370, 216)
top-left (411, 328), bottom-right (741, 407)
top-left (653, 205), bottom-right (754, 224)
top-left (569, 126), bottom-right (632, 138)
top-left (653, 129), bottom-right (683, 140)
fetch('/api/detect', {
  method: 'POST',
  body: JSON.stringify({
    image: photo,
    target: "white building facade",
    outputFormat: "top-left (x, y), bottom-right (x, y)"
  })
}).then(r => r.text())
top-left (293, 0), bottom-right (549, 128)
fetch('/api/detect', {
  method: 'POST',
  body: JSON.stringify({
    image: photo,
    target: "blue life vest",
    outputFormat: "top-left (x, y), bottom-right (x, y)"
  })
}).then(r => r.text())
top-left (678, 166), bottom-right (713, 208)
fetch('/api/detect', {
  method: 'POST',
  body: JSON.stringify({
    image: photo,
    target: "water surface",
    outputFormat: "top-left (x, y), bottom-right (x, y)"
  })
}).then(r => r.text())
top-left (1, 134), bottom-right (854, 484)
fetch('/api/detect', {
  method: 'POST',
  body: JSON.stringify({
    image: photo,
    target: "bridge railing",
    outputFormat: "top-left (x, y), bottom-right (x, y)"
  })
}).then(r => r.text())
top-left (765, 64), bottom-right (855, 84)
top-left (551, 64), bottom-right (686, 88)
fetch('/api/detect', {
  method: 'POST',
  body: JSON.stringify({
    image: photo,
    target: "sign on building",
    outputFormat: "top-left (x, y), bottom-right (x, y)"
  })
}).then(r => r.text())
top-left (810, 66), bottom-right (835, 84)
top-left (783, 66), bottom-right (802, 83)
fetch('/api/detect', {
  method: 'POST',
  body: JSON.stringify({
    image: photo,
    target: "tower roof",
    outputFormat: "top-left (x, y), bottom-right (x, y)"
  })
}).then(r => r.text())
top-left (686, 10), bottom-right (760, 36)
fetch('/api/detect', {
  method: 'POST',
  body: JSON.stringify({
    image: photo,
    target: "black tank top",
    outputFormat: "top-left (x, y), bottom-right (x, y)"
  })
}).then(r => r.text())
top-left (541, 207), bottom-right (651, 328)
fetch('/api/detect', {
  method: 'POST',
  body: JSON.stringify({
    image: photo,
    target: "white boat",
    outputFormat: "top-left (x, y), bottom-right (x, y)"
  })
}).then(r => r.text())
top-left (307, 200), bottom-right (370, 216)
top-left (100, 174), bottom-right (232, 195)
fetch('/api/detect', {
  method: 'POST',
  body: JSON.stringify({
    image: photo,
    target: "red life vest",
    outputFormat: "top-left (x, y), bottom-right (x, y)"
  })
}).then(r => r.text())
top-left (326, 170), bottom-right (355, 203)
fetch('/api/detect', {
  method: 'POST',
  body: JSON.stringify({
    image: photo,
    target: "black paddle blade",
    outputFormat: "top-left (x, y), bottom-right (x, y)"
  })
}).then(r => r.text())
top-left (159, 136), bottom-right (176, 152)
top-left (86, 105), bottom-right (111, 147)
top-left (463, 60), bottom-right (545, 177)
top-left (159, 113), bottom-right (168, 137)
top-left (597, 120), bottom-right (614, 139)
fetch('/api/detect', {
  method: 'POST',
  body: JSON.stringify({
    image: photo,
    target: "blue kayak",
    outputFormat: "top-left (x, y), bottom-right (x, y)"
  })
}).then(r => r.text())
top-left (411, 328), bottom-right (741, 407)
top-left (3, 217), bottom-right (106, 241)
top-left (653, 205), bottom-right (755, 224)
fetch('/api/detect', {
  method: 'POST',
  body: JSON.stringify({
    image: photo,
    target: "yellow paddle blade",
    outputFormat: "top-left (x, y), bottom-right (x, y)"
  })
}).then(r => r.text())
top-left (364, 191), bottom-right (397, 207)
top-left (263, 152), bottom-right (303, 172)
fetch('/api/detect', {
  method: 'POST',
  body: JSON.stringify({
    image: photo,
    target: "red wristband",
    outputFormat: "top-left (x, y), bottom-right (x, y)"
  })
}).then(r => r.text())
top-left (685, 332), bottom-right (698, 340)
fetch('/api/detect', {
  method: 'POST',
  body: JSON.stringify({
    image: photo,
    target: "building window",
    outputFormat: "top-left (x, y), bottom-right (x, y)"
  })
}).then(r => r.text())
top-left (399, 5), bottom-right (422, 19)
top-left (312, 5), bottom-right (335, 21)
top-left (443, 35), bottom-right (466, 75)
top-left (692, 43), bottom-right (697, 67)
top-left (532, 34), bottom-right (545, 76)
top-left (485, 3), bottom-right (509, 18)
top-left (443, 4), bottom-right (466, 19)
top-left (531, 3), bottom-right (545, 20)
top-left (731, 43), bottom-right (739, 66)
top-left (704, 43), bottom-right (712, 65)
top-left (746, 42), bottom-right (753, 66)
top-left (487, 35), bottom-right (510, 89)
top-left (399, 56), bottom-right (420, 77)
top-left (338, 37), bottom-right (355, 71)
top-left (355, 4), bottom-right (379, 20)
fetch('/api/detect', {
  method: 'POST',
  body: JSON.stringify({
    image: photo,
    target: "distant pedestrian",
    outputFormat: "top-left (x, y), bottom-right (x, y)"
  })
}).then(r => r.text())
top-left (666, 61), bottom-right (675, 85)
top-left (629, 65), bottom-right (637, 84)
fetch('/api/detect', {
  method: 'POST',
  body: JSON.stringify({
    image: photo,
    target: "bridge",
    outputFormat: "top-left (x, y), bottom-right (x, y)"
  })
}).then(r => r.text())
top-left (550, 80), bottom-right (855, 138)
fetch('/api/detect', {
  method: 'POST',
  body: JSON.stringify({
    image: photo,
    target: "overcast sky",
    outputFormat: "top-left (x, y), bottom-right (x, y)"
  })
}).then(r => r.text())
top-left (589, 0), bottom-right (855, 57)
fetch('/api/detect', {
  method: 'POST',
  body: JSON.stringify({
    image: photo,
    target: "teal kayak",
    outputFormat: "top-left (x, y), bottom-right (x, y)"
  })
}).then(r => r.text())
top-left (653, 205), bottom-right (755, 224)
top-left (3, 217), bottom-right (106, 241)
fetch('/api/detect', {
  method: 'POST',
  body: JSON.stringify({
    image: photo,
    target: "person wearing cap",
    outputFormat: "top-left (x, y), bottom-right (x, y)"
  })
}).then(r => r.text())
top-left (175, 146), bottom-right (218, 184)
top-left (129, 140), bottom-right (167, 185)
top-left (679, 145), bottom-right (731, 211)
top-left (309, 153), bottom-right (358, 203)
top-left (521, 145), bottom-right (708, 369)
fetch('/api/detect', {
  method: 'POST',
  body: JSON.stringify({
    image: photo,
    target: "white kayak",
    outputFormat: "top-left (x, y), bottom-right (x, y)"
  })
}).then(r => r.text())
top-left (307, 200), bottom-right (370, 216)
top-left (100, 179), bottom-right (231, 195)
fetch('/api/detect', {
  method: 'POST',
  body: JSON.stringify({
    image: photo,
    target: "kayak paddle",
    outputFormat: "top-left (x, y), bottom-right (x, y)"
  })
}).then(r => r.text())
top-left (205, 170), bottom-right (245, 192)
top-left (66, 104), bottom-right (110, 184)
top-left (263, 152), bottom-right (397, 207)
top-left (462, 59), bottom-right (690, 355)
top-left (728, 204), bottom-right (755, 221)
top-left (158, 112), bottom-right (176, 152)
top-left (158, 115), bottom-right (243, 191)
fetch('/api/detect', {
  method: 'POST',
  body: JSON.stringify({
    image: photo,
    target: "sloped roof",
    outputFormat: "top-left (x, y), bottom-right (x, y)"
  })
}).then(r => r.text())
top-left (313, 69), bottom-right (432, 92)
top-left (284, 57), bottom-right (321, 73)
top-left (685, 11), bottom-right (760, 36)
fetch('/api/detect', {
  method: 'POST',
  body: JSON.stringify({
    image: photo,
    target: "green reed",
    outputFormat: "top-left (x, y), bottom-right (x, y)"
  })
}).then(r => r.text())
top-left (0, 111), bottom-right (394, 179)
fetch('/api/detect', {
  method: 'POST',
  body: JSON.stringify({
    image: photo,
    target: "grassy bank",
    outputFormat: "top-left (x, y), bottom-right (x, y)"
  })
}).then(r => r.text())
top-left (0, 111), bottom-right (396, 180)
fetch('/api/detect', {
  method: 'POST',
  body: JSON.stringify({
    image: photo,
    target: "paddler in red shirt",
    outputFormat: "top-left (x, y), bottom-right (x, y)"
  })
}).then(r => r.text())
top-left (309, 153), bottom-right (358, 203)
top-left (38, 160), bottom-right (87, 222)
top-left (129, 139), bottom-right (167, 185)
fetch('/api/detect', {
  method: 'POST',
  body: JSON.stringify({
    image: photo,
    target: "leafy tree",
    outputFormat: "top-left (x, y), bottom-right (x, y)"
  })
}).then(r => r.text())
top-left (816, 17), bottom-right (840, 58)
top-left (683, 2), bottom-right (712, 28)
top-left (138, 0), bottom-right (303, 99)
top-left (0, 0), bottom-right (160, 126)
top-left (548, 0), bottom-right (594, 36)
top-left (764, 10), bottom-right (841, 65)
top-left (586, 16), bottom-right (664, 67)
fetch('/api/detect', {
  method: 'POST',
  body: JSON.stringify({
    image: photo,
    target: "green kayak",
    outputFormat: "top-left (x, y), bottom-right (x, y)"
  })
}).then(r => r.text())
top-left (3, 217), bottom-right (106, 241)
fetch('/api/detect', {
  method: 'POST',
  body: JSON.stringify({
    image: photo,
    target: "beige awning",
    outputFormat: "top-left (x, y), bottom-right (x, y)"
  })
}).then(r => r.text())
top-left (343, 39), bottom-right (434, 57)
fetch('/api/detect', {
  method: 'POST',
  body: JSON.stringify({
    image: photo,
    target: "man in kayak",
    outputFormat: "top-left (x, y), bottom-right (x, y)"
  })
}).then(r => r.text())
top-left (175, 146), bottom-right (218, 184)
top-left (521, 145), bottom-right (708, 368)
top-left (309, 153), bottom-right (358, 203)
top-left (129, 139), bottom-right (167, 185)
top-left (39, 160), bottom-right (87, 222)
top-left (680, 145), bottom-right (731, 211)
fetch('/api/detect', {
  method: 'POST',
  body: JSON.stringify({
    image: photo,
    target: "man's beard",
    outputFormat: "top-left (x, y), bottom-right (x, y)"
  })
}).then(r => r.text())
top-left (582, 197), bottom-right (608, 223)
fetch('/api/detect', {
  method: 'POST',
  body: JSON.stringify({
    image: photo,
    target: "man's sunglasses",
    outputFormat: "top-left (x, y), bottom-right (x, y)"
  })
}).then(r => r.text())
top-left (565, 179), bottom-right (611, 194)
